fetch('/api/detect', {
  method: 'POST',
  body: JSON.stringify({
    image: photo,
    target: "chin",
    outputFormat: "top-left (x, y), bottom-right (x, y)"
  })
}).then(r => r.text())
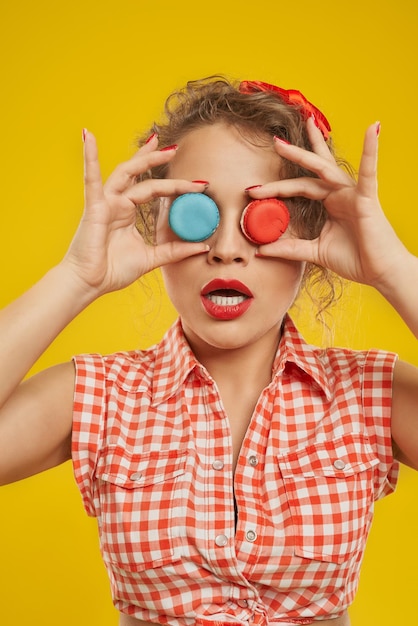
top-left (184, 317), bottom-right (281, 355)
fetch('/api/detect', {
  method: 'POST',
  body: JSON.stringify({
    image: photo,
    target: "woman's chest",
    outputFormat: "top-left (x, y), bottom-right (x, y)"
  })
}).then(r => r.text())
top-left (94, 391), bottom-right (377, 580)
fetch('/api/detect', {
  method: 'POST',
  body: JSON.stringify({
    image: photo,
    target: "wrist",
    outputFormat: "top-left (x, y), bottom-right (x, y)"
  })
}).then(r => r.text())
top-left (372, 249), bottom-right (418, 338)
top-left (52, 260), bottom-right (103, 311)
top-left (53, 256), bottom-right (105, 306)
top-left (373, 248), bottom-right (417, 299)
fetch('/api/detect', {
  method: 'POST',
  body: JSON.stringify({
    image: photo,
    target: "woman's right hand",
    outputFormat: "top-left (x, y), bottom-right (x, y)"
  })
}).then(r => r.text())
top-left (63, 131), bottom-right (208, 298)
top-left (0, 132), bottom-right (212, 484)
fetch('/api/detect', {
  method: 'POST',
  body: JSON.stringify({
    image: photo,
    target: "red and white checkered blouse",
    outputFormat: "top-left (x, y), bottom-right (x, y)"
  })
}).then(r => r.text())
top-left (72, 316), bottom-right (398, 626)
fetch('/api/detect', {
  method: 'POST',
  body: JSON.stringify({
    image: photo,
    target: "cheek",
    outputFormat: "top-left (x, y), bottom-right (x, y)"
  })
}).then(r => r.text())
top-left (160, 263), bottom-right (196, 314)
top-left (159, 266), bottom-right (177, 305)
top-left (160, 260), bottom-right (189, 291)
top-left (268, 259), bottom-right (306, 287)
top-left (266, 260), bottom-right (306, 307)
top-left (290, 261), bottom-right (306, 291)
top-left (294, 260), bottom-right (306, 282)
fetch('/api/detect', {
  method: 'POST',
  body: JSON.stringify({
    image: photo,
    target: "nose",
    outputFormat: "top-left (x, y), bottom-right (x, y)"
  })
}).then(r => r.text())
top-left (207, 211), bottom-right (252, 265)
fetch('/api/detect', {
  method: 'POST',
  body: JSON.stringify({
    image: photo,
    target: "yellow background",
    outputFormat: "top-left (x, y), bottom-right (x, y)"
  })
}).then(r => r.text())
top-left (1, 0), bottom-right (417, 624)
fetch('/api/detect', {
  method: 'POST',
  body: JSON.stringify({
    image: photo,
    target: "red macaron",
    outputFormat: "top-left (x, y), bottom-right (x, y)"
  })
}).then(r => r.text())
top-left (240, 198), bottom-right (290, 244)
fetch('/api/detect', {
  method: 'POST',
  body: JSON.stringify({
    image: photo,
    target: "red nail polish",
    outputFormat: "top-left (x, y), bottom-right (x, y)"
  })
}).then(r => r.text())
top-left (192, 180), bottom-right (210, 186)
top-left (376, 121), bottom-right (381, 137)
top-left (82, 128), bottom-right (88, 142)
top-left (245, 185), bottom-right (262, 192)
top-left (146, 132), bottom-right (158, 144)
top-left (274, 136), bottom-right (290, 145)
top-left (311, 112), bottom-right (319, 128)
top-left (160, 144), bottom-right (178, 152)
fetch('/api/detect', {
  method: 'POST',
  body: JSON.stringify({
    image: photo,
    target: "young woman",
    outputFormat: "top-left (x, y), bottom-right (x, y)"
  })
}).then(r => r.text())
top-left (1, 78), bottom-right (417, 626)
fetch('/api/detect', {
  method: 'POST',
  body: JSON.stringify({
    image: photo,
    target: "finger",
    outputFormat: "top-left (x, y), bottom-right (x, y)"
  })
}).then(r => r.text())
top-left (273, 135), bottom-right (351, 187)
top-left (245, 176), bottom-right (332, 201)
top-left (139, 132), bottom-right (159, 152)
top-left (257, 236), bottom-right (319, 264)
top-left (83, 130), bottom-right (105, 210)
top-left (149, 240), bottom-right (209, 269)
top-left (105, 145), bottom-right (179, 194)
top-left (305, 115), bottom-right (335, 160)
top-left (356, 123), bottom-right (379, 198)
top-left (125, 179), bottom-right (210, 205)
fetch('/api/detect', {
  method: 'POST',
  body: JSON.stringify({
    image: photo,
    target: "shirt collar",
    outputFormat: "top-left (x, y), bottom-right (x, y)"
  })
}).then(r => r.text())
top-left (273, 316), bottom-right (332, 400)
top-left (151, 316), bottom-right (331, 406)
top-left (151, 319), bottom-right (211, 406)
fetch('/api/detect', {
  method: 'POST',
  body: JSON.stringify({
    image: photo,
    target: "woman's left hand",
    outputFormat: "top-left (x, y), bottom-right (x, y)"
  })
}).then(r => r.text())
top-left (252, 118), bottom-right (410, 294)
top-left (255, 119), bottom-right (418, 469)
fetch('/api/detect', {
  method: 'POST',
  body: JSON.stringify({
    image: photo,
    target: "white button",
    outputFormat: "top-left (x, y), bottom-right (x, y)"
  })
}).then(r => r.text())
top-left (212, 459), bottom-right (224, 470)
top-left (237, 599), bottom-right (248, 608)
top-left (246, 530), bottom-right (257, 542)
top-left (130, 472), bottom-right (142, 481)
top-left (215, 534), bottom-right (229, 547)
top-left (333, 459), bottom-right (346, 471)
top-left (248, 455), bottom-right (258, 467)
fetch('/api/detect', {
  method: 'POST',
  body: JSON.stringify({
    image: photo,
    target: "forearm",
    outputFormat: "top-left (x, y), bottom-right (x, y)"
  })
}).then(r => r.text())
top-left (0, 262), bottom-right (96, 405)
top-left (375, 249), bottom-right (418, 339)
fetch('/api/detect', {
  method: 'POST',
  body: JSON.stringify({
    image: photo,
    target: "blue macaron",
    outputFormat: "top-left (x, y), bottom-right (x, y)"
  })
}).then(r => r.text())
top-left (169, 193), bottom-right (220, 242)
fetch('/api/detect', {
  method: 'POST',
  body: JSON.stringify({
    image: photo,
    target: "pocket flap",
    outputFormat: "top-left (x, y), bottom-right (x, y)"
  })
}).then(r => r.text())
top-left (96, 447), bottom-right (188, 488)
top-left (278, 433), bottom-right (379, 478)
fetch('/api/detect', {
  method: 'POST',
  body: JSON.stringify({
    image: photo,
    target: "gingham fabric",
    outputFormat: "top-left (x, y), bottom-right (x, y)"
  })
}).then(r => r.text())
top-left (72, 316), bottom-right (398, 626)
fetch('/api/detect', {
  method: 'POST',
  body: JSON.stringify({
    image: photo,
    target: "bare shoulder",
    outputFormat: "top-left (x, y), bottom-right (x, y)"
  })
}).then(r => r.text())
top-left (391, 359), bottom-right (418, 469)
top-left (0, 361), bottom-right (76, 485)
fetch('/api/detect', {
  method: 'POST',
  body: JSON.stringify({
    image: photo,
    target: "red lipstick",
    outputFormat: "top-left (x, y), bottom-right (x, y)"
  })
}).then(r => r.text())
top-left (200, 279), bottom-right (253, 320)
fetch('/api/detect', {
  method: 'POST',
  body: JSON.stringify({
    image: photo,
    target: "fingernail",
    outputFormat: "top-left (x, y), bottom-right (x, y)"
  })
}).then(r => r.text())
top-left (192, 180), bottom-right (209, 185)
top-left (145, 132), bottom-right (158, 144)
top-left (160, 144), bottom-right (178, 152)
top-left (195, 245), bottom-right (211, 255)
top-left (244, 184), bottom-right (263, 192)
top-left (274, 136), bottom-right (291, 145)
top-left (310, 112), bottom-right (319, 128)
top-left (82, 128), bottom-right (88, 142)
top-left (375, 121), bottom-right (381, 137)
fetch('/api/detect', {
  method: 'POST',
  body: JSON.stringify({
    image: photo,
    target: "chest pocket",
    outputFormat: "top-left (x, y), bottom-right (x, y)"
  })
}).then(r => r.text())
top-left (277, 433), bottom-right (379, 564)
top-left (95, 447), bottom-right (188, 572)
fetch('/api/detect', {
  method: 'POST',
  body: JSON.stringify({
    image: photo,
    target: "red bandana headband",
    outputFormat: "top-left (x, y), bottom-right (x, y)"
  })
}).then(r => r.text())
top-left (239, 80), bottom-right (331, 141)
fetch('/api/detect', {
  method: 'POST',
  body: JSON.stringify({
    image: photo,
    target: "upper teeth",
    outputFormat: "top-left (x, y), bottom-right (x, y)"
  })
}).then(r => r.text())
top-left (207, 294), bottom-right (247, 306)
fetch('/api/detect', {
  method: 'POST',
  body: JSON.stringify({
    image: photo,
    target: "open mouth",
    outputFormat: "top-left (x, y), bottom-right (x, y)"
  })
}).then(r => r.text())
top-left (201, 279), bottom-right (253, 320)
top-left (206, 289), bottom-right (249, 307)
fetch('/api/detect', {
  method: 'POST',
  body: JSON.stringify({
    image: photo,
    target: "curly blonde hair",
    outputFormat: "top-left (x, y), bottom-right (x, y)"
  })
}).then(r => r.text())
top-left (136, 76), bottom-right (350, 317)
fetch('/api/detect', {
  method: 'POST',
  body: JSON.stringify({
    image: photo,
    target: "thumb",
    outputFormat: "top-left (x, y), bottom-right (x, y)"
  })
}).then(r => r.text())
top-left (257, 237), bottom-right (319, 264)
top-left (148, 241), bottom-right (210, 270)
